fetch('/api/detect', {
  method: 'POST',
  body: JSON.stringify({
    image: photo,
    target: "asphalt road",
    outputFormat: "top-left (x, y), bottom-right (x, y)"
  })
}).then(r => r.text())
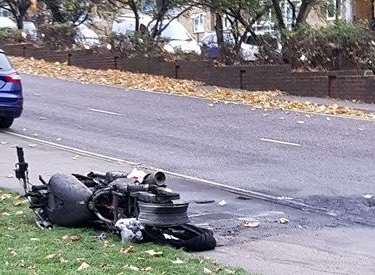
top-left (7, 74), bottom-right (375, 199)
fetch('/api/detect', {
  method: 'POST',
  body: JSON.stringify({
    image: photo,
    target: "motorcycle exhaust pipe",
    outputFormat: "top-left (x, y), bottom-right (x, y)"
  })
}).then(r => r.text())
top-left (143, 171), bottom-right (166, 186)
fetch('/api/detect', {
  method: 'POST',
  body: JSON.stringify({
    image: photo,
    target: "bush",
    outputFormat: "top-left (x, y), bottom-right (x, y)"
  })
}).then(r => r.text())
top-left (0, 28), bottom-right (24, 44)
top-left (108, 32), bottom-right (165, 58)
top-left (38, 23), bottom-right (77, 50)
top-left (286, 21), bottom-right (375, 71)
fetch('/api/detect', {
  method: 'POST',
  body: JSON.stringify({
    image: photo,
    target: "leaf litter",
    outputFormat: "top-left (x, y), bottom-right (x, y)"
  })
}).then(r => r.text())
top-left (11, 57), bottom-right (375, 121)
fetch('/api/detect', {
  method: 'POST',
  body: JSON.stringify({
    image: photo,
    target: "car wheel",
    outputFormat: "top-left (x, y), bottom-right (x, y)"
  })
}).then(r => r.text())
top-left (0, 117), bottom-right (14, 129)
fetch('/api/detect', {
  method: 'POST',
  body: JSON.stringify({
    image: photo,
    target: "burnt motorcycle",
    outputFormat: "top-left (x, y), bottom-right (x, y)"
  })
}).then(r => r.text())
top-left (14, 147), bottom-right (216, 251)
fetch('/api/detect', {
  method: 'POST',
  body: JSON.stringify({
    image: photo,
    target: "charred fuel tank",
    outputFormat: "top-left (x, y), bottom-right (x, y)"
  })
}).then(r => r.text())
top-left (47, 174), bottom-right (94, 226)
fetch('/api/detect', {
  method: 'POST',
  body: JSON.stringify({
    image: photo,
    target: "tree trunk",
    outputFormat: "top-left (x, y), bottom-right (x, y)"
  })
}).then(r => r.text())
top-left (215, 12), bottom-right (225, 54)
top-left (271, 0), bottom-right (286, 31)
top-left (129, 0), bottom-right (140, 32)
top-left (16, 17), bottom-right (24, 29)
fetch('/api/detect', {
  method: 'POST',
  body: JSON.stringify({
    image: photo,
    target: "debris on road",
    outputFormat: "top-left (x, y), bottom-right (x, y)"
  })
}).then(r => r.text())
top-left (363, 194), bottom-right (375, 207)
top-left (279, 218), bottom-right (289, 224)
top-left (95, 232), bottom-right (107, 241)
top-left (218, 200), bottom-right (227, 206)
top-left (13, 147), bottom-right (216, 252)
top-left (115, 218), bottom-right (144, 243)
top-left (239, 218), bottom-right (260, 228)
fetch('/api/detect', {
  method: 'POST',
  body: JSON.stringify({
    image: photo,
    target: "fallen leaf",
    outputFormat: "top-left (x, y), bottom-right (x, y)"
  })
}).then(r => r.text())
top-left (77, 262), bottom-right (90, 271)
top-left (60, 257), bottom-right (68, 263)
top-left (203, 267), bottom-right (212, 274)
top-left (45, 254), bottom-right (56, 260)
top-left (70, 235), bottom-right (82, 242)
top-left (120, 246), bottom-right (134, 254)
top-left (62, 235), bottom-right (81, 242)
top-left (125, 265), bottom-right (140, 271)
top-left (172, 258), bottom-right (184, 264)
top-left (145, 249), bottom-right (163, 257)
top-left (0, 194), bottom-right (12, 201)
top-left (14, 199), bottom-right (27, 206)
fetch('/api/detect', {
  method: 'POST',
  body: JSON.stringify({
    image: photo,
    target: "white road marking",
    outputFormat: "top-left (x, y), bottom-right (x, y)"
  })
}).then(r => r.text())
top-left (88, 108), bottom-right (122, 116)
top-left (4, 131), bottom-right (281, 202)
top-left (260, 138), bottom-right (301, 147)
top-left (3, 130), bottom-right (329, 212)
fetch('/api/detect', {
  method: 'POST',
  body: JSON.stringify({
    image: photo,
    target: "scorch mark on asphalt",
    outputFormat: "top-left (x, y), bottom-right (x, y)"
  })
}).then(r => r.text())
top-left (88, 108), bottom-right (123, 116)
top-left (260, 138), bottom-right (302, 147)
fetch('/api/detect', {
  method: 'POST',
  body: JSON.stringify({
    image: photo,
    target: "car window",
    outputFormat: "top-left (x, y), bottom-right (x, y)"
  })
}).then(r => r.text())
top-left (0, 53), bottom-right (12, 71)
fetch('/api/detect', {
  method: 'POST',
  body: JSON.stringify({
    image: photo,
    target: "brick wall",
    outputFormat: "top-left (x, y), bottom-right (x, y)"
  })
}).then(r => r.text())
top-left (329, 75), bottom-right (375, 102)
top-left (3, 43), bottom-right (375, 103)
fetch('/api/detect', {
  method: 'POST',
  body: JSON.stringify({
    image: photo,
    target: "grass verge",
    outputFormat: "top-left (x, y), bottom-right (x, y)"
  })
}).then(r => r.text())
top-left (0, 189), bottom-right (243, 275)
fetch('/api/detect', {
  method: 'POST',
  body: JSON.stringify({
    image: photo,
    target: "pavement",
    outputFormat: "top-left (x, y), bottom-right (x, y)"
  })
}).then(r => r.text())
top-left (281, 94), bottom-right (375, 113)
top-left (1, 133), bottom-right (375, 275)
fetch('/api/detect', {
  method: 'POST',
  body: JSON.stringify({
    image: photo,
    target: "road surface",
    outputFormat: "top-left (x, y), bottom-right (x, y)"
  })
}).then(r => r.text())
top-left (6, 74), bottom-right (375, 200)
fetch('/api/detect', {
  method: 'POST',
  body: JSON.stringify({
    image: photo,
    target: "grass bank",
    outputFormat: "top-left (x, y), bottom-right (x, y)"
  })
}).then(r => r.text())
top-left (0, 189), bottom-right (242, 275)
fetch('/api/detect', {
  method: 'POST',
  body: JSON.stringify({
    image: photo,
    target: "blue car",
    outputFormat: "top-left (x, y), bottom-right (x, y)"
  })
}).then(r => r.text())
top-left (0, 49), bottom-right (23, 128)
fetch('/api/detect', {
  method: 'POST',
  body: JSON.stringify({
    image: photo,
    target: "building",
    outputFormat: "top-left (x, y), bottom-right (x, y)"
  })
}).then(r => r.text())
top-left (177, 7), bottom-right (215, 42)
top-left (307, 0), bottom-right (375, 26)
top-left (177, 1), bottom-right (375, 41)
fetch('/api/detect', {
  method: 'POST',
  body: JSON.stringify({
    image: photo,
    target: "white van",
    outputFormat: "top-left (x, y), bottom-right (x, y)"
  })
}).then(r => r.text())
top-left (112, 13), bottom-right (201, 55)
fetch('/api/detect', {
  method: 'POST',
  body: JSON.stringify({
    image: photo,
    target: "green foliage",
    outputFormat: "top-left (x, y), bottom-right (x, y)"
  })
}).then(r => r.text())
top-left (41, 0), bottom-right (91, 25)
top-left (38, 23), bottom-right (77, 50)
top-left (109, 32), bottom-right (165, 58)
top-left (0, 28), bottom-right (24, 43)
top-left (287, 21), bottom-right (375, 71)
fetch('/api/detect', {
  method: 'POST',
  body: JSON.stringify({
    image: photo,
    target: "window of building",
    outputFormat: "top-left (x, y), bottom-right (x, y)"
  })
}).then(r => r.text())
top-left (192, 13), bottom-right (205, 33)
top-left (327, 0), bottom-right (342, 20)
